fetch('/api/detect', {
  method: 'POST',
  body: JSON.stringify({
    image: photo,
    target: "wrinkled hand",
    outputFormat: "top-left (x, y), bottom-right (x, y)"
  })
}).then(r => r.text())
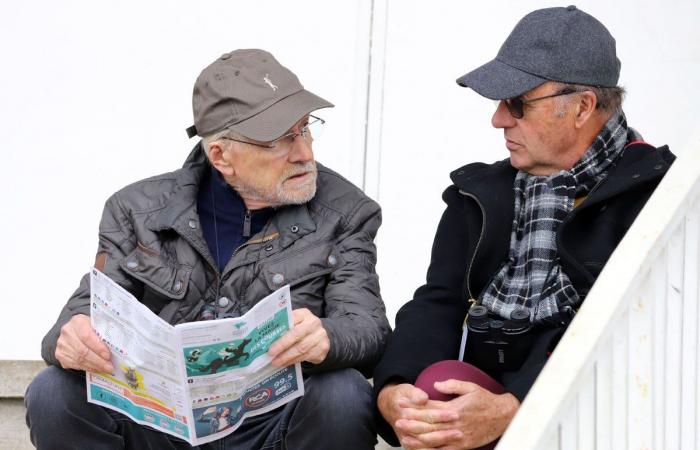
top-left (394, 380), bottom-right (520, 450)
top-left (378, 383), bottom-right (460, 449)
top-left (268, 308), bottom-right (330, 366)
top-left (55, 314), bottom-right (113, 373)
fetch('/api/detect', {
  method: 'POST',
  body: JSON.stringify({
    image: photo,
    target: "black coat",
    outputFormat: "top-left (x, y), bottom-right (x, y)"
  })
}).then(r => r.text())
top-left (373, 142), bottom-right (675, 445)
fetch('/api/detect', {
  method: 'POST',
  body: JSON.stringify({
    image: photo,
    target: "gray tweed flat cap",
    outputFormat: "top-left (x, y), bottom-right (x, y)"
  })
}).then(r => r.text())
top-left (457, 5), bottom-right (621, 99)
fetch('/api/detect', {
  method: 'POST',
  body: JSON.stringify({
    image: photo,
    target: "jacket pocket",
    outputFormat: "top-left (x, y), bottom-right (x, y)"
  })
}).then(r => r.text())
top-left (259, 243), bottom-right (338, 291)
top-left (119, 244), bottom-right (193, 300)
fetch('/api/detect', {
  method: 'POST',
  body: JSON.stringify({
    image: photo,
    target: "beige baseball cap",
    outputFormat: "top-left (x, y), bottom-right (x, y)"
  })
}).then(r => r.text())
top-left (186, 49), bottom-right (333, 141)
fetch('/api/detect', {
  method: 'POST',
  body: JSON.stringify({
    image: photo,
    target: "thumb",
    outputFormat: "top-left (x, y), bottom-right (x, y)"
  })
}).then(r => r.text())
top-left (397, 385), bottom-right (429, 407)
top-left (407, 387), bottom-right (429, 405)
top-left (292, 308), bottom-right (311, 324)
top-left (74, 316), bottom-right (111, 360)
top-left (434, 379), bottom-right (479, 396)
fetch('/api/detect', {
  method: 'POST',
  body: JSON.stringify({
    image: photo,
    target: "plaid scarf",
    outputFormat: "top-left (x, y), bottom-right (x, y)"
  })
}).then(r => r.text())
top-left (480, 111), bottom-right (639, 324)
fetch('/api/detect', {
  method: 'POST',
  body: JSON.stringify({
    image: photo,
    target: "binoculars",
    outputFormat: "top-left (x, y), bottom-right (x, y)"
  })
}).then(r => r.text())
top-left (463, 305), bottom-right (534, 372)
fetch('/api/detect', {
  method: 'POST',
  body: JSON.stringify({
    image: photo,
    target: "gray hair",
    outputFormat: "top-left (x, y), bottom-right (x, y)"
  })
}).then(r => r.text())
top-left (201, 128), bottom-right (249, 159)
top-left (201, 129), bottom-right (230, 157)
top-left (553, 82), bottom-right (626, 115)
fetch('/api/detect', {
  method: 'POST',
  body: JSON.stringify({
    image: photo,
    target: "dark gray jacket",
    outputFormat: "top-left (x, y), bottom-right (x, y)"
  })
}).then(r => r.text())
top-left (42, 145), bottom-right (390, 376)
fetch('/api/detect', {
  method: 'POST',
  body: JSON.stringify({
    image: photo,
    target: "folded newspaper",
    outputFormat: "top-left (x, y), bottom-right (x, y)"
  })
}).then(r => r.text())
top-left (86, 268), bottom-right (304, 445)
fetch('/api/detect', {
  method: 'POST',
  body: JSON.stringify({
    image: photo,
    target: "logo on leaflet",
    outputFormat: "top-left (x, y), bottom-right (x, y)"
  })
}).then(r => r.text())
top-left (244, 388), bottom-right (272, 408)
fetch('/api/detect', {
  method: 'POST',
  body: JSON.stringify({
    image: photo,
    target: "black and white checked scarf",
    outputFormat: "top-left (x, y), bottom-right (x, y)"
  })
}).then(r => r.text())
top-left (480, 111), bottom-right (640, 323)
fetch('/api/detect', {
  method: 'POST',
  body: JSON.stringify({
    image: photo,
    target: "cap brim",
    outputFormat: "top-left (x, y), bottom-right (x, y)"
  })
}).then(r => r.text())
top-left (229, 89), bottom-right (333, 142)
top-left (456, 58), bottom-right (547, 100)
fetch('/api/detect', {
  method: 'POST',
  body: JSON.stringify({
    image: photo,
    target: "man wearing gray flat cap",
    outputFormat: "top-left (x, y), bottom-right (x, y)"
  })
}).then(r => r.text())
top-left (26, 49), bottom-right (389, 449)
top-left (374, 6), bottom-right (674, 449)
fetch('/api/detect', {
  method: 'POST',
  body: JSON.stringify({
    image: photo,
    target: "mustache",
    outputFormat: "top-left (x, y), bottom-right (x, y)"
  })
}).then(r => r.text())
top-left (283, 161), bottom-right (316, 178)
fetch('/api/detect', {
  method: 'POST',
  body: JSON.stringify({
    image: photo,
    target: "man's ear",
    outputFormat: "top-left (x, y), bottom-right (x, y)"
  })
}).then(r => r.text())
top-left (207, 142), bottom-right (235, 177)
top-left (573, 91), bottom-right (598, 129)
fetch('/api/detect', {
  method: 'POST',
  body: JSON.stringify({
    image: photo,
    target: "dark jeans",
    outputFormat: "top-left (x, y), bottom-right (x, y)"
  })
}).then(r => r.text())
top-left (25, 366), bottom-right (376, 450)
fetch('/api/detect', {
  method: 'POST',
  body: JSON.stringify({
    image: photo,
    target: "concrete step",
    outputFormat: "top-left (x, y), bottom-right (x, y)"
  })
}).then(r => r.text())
top-left (0, 360), bottom-right (45, 449)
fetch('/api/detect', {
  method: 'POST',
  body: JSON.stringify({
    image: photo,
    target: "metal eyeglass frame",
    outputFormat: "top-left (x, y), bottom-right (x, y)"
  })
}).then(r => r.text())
top-left (220, 115), bottom-right (325, 149)
top-left (504, 87), bottom-right (590, 119)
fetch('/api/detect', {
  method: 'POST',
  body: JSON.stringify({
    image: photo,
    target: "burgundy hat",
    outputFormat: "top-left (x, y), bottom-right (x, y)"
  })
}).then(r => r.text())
top-left (415, 360), bottom-right (505, 401)
top-left (415, 360), bottom-right (505, 450)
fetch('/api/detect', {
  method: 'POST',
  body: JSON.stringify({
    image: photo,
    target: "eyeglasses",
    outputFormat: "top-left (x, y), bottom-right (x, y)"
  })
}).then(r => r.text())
top-left (221, 115), bottom-right (325, 149)
top-left (502, 87), bottom-right (589, 119)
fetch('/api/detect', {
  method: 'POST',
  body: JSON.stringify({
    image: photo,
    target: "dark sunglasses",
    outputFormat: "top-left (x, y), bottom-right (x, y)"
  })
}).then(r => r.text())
top-left (503, 87), bottom-right (589, 119)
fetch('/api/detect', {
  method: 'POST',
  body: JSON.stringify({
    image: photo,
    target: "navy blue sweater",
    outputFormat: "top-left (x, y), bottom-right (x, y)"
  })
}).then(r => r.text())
top-left (197, 167), bottom-right (274, 272)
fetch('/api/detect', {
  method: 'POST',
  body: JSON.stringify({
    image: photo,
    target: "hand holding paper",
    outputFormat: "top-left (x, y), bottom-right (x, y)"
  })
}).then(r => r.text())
top-left (56, 314), bottom-right (113, 373)
top-left (268, 308), bottom-right (330, 366)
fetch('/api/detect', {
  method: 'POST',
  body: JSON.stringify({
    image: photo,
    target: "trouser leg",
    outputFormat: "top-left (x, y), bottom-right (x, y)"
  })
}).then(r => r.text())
top-left (25, 366), bottom-right (194, 450)
top-left (283, 368), bottom-right (376, 450)
top-left (217, 368), bottom-right (376, 450)
top-left (25, 366), bottom-right (375, 450)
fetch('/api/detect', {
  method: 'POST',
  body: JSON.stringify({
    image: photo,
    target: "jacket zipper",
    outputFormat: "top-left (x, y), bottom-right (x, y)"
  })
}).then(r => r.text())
top-left (214, 209), bottom-right (250, 316)
top-left (243, 210), bottom-right (252, 237)
top-left (457, 189), bottom-right (487, 360)
top-left (232, 232), bottom-right (280, 257)
top-left (458, 189), bottom-right (487, 302)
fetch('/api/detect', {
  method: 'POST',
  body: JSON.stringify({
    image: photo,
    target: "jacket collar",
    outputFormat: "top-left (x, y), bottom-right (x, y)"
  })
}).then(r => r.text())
top-left (575, 143), bottom-right (673, 211)
top-left (450, 158), bottom-right (517, 210)
top-left (268, 203), bottom-right (317, 248)
top-left (148, 144), bottom-right (207, 233)
top-left (450, 159), bottom-right (517, 269)
top-left (449, 143), bottom-right (672, 216)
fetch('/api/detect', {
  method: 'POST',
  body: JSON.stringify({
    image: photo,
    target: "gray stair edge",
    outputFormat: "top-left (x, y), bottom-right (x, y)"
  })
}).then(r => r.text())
top-left (0, 360), bottom-right (46, 398)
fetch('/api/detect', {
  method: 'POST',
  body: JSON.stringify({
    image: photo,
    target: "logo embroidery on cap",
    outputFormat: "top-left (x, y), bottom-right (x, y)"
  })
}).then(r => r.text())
top-left (263, 74), bottom-right (278, 91)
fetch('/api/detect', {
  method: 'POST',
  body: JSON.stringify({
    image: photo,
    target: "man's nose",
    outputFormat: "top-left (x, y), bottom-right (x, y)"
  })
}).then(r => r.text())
top-left (288, 134), bottom-right (313, 163)
top-left (492, 101), bottom-right (517, 129)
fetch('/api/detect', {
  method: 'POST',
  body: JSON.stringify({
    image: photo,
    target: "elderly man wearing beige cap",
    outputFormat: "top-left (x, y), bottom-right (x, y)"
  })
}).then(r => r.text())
top-left (26, 49), bottom-right (389, 450)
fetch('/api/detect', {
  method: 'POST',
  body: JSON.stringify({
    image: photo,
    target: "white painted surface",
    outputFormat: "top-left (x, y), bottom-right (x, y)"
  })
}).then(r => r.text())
top-left (680, 210), bottom-right (699, 450)
top-left (628, 280), bottom-right (653, 450)
top-left (576, 371), bottom-right (595, 450)
top-left (595, 350), bottom-right (613, 450)
top-left (0, 0), bottom-right (373, 358)
top-left (610, 313), bottom-right (628, 450)
top-left (496, 138), bottom-right (700, 449)
top-left (665, 231), bottom-right (684, 450)
top-left (1, 1), bottom-right (699, 362)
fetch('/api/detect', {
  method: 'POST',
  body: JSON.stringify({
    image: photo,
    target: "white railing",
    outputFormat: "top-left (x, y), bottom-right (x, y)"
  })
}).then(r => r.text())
top-left (498, 138), bottom-right (700, 450)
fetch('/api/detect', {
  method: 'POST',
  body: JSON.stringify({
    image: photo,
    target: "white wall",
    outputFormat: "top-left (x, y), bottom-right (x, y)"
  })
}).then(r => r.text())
top-left (1, 0), bottom-right (698, 359)
top-left (0, 0), bottom-right (374, 359)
